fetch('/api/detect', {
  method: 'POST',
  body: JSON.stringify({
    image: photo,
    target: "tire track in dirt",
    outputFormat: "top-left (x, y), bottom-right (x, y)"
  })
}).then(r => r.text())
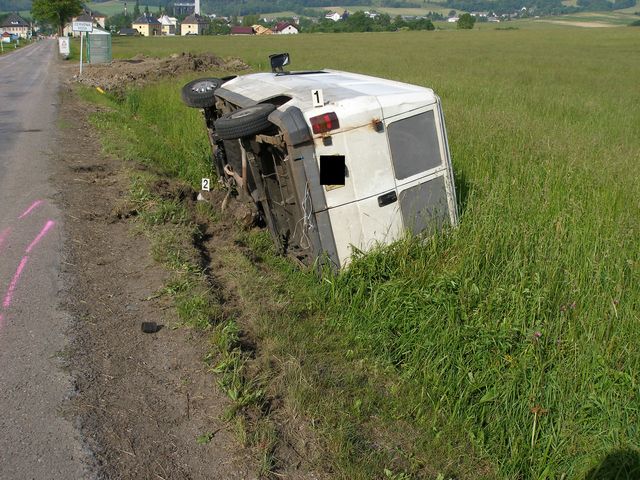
top-left (55, 87), bottom-right (257, 479)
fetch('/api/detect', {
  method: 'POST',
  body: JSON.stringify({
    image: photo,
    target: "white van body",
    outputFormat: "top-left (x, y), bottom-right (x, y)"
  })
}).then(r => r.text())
top-left (185, 61), bottom-right (458, 268)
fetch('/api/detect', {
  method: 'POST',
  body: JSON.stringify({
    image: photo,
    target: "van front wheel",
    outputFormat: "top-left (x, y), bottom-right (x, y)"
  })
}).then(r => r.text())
top-left (214, 104), bottom-right (276, 140)
top-left (181, 78), bottom-right (223, 108)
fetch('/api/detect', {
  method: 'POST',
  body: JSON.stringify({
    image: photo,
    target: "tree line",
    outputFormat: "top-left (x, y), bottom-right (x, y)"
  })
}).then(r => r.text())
top-left (202, 0), bottom-right (437, 16)
top-left (301, 11), bottom-right (436, 32)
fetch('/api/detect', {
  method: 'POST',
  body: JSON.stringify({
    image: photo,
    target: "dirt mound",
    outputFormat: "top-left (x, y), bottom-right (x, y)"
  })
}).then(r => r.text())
top-left (73, 52), bottom-right (248, 93)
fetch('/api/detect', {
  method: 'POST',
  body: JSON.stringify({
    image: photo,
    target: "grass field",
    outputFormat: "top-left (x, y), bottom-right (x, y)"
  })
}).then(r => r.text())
top-left (616, 0), bottom-right (640, 12)
top-left (86, 29), bottom-right (640, 478)
top-left (537, 11), bottom-right (639, 26)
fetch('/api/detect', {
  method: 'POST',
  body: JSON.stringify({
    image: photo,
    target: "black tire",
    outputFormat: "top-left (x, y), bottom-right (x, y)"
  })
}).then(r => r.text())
top-left (181, 78), bottom-right (223, 109)
top-left (141, 322), bottom-right (158, 333)
top-left (214, 104), bottom-right (276, 140)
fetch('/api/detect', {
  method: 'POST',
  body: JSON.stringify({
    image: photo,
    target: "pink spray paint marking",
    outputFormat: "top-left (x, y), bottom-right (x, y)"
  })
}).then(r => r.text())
top-left (0, 227), bottom-right (10, 253)
top-left (25, 220), bottom-right (55, 254)
top-left (18, 200), bottom-right (44, 220)
top-left (0, 219), bottom-right (56, 327)
top-left (3, 255), bottom-right (29, 309)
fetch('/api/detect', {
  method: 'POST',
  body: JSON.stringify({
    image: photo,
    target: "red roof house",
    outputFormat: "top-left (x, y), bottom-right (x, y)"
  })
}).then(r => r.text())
top-left (230, 26), bottom-right (254, 35)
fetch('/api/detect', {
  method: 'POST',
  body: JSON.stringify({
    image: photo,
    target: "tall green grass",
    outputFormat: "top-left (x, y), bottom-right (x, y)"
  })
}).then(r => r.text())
top-left (82, 79), bottom-right (213, 184)
top-left (93, 29), bottom-right (639, 478)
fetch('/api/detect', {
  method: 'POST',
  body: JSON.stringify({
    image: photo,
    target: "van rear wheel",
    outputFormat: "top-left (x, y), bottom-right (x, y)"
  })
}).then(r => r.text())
top-left (214, 104), bottom-right (276, 140)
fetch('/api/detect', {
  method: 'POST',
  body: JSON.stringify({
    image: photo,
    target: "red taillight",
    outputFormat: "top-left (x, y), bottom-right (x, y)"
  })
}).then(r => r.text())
top-left (310, 112), bottom-right (340, 134)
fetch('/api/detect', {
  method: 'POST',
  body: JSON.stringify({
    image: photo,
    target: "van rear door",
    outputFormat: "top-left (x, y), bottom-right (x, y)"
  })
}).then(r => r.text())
top-left (384, 103), bottom-right (457, 235)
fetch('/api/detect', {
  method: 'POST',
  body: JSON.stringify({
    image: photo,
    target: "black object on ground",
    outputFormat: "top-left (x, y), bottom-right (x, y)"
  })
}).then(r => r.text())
top-left (141, 322), bottom-right (161, 334)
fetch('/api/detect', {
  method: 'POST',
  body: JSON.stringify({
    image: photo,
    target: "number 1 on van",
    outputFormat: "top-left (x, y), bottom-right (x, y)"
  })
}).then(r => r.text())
top-left (312, 89), bottom-right (324, 107)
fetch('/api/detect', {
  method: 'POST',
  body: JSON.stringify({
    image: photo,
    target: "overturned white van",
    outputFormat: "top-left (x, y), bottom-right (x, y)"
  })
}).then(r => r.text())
top-left (182, 53), bottom-right (458, 268)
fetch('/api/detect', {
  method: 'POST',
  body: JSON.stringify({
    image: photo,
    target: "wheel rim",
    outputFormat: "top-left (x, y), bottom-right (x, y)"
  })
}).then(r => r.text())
top-left (230, 106), bottom-right (262, 119)
top-left (191, 80), bottom-right (217, 93)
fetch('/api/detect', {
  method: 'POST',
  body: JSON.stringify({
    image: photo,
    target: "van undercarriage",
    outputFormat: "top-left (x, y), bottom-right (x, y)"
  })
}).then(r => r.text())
top-left (203, 98), bottom-right (319, 266)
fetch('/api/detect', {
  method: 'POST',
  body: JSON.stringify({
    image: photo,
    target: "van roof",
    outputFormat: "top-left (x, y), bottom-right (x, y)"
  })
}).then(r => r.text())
top-left (220, 69), bottom-right (437, 112)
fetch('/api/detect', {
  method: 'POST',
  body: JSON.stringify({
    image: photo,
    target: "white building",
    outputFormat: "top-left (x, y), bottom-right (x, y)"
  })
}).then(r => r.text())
top-left (159, 15), bottom-right (178, 35)
top-left (62, 11), bottom-right (106, 37)
top-left (325, 12), bottom-right (341, 22)
top-left (0, 13), bottom-right (29, 39)
top-left (272, 22), bottom-right (299, 34)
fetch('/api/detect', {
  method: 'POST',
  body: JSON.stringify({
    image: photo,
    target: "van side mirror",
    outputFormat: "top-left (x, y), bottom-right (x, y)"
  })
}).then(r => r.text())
top-left (270, 53), bottom-right (290, 73)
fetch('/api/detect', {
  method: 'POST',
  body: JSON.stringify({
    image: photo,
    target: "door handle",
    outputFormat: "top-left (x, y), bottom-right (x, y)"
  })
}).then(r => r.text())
top-left (378, 191), bottom-right (397, 207)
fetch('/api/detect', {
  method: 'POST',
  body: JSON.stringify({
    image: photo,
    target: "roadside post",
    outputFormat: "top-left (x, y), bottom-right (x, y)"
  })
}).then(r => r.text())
top-left (72, 19), bottom-right (93, 75)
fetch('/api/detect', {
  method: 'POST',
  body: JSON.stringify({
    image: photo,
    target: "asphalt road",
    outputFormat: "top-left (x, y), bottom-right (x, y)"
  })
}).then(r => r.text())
top-left (0, 40), bottom-right (89, 478)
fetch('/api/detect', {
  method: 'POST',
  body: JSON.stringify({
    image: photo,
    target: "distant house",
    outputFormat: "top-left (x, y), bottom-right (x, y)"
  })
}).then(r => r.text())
top-left (118, 28), bottom-right (139, 36)
top-left (272, 22), bottom-right (298, 34)
top-left (230, 26), bottom-right (255, 35)
top-left (132, 14), bottom-right (162, 37)
top-left (159, 15), bottom-right (178, 35)
top-left (1, 31), bottom-right (12, 43)
top-left (252, 24), bottom-right (273, 35)
top-left (1, 13), bottom-right (30, 39)
top-left (325, 12), bottom-right (341, 22)
top-left (63, 10), bottom-right (106, 37)
top-left (90, 12), bottom-right (107, 29)
top-left (181, 13), bottom-right (209, 35)
top-left (447, 17), bottom-right (459, 23)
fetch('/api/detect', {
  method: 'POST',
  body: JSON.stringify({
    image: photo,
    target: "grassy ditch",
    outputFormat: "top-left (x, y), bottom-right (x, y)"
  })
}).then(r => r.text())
top-left (78, 27), bottom-right (639, 479)
top-left (0, 38), bottom-right (32, 56)
top-left (79, 83), bottom-right (284, 475)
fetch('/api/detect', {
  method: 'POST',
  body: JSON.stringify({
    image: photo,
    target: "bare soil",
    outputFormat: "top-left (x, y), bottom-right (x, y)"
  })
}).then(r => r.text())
top-left (67, 53), bottom-right (248, 95)
top-left (55, 86), bottom-right (257, 479)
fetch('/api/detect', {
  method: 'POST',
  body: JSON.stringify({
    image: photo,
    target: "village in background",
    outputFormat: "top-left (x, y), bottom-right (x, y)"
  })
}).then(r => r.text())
top-left (2, 0), bottom-right (561, 45)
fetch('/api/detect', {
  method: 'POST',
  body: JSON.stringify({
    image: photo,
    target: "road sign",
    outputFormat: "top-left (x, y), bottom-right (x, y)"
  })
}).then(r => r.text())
top-left (58, 37), bottom-right (70, 57)
top-left (72, 21), bottom-right (93, 32)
